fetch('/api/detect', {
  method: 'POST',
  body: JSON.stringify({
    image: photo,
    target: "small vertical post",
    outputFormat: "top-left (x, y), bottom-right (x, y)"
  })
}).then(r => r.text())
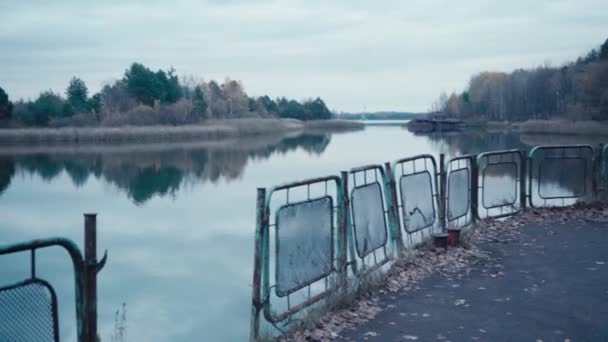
top-left (520, 151), bottom-right (527, 211)
top-left (338, 172), bottom-right (349, 289)
top-left (598, 144), bottom-right (605, 199)
top-left (384, 163), bottom-right (404, 256)
top-left (249, 188), bottom-right (265, 342)
top-left (439, 154), bottom-right (447, 232)
top-left (84, 213), bottom-right (98, 342)
top-left (470, 155), bottom-right (479, 223)
top-left (593, 144), bottom-right (603, 200)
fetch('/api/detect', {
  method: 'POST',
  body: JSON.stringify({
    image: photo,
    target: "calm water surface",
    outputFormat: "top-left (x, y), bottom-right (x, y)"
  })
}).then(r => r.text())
top-left (0, 124), bottom-right (603, 341)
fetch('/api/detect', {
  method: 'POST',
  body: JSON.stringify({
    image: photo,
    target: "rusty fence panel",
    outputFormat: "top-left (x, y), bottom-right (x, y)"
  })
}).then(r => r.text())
top-left (446, 155), bottom-right (475, 229)
top-left (476, 150), bottom-right (524, 219)
top-left (250, 175), bottom-right (347, 338)
top-left (0, 215), bottom-right (107, 342)
top-left (347, 164), bottom-right (398, 276)
top-left (528, 145), bottom-right (595, 208)
top-left (390, 154), bottom-right (441, 249)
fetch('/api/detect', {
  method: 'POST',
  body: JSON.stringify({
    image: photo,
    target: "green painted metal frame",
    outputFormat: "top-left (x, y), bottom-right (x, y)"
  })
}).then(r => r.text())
top-left (390, 154), bottom-right (440, 236)
top-left (476, 149), bottom-right (524, 219)
top-left (250, 175), bottom-right (348, 333)
top-left (446, 155), bottom-right (475, 226)
top-left (0, 238), bottom-right (86, 341)
top-left (528, 145), bottom-right (594, 208)
top-left (348, 164), bottom-right (399, 276)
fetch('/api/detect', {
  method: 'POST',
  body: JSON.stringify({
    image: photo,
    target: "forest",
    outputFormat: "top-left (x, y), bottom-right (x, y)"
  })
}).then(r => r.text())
top-left (435, 38), bottom-right (608, 122)
top-left (0, 63), bottom-right (332, 128)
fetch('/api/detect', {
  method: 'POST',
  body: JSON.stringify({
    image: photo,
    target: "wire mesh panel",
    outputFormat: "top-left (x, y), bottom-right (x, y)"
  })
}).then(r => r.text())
top-left (447, 156), bottom-right (473, 228)
top-left (349, 165), bottom-right (392, 276)
top-left (392, 155), bottom-right (439, 248)
top-left (262, 176), bottom-right (344, 324)
top-left (0, 238), bottom-right (88, 342)
top-left (477, 150), bottom-right (522, 219)
top-left (276, 197), bottom-right (334, 296)
top-left (529, 145), bottom-right (594, 207)
top-left (0, 279), bottom-right (59, 342)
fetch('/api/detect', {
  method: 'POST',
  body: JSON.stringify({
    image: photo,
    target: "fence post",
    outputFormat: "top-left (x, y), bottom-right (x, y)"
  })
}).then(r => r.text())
top-left (593, 144), bottom-right (603, 200)
top-left (520, 150), bottom-right (527, 212)
top-left (384, 162), bottom-right (404, 256)
top-left (83, 214), bottom-right (98, 342)
top-left (599, 144), bottom-right (605, 199)
top-left (338, 172), bottom-right (349, 290)
top-left (470, 155), bottom-right (479, 224)
top-left (249, 188), bottom-right (266, 342)
top-left (439, 154), bottom-right (447, 231)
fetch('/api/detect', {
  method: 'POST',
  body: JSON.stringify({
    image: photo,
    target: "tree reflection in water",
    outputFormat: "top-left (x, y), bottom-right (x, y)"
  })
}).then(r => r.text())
top-left (0, 133), bottom-right (331, 204)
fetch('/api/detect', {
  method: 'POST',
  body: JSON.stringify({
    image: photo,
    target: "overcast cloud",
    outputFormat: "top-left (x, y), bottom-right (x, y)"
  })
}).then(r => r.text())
top-left (1, 0), bottom-right (607, 112)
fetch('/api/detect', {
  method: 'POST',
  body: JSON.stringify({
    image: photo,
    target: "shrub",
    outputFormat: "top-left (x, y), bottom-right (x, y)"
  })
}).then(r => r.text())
top-left (159, 99), bottom-right (193, 125)
top-left (101, 105), bottom-right (159, 126)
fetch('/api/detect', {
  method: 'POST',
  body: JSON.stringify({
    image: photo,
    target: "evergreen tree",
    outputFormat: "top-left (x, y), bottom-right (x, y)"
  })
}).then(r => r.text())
top-left (66, 77), bottom-right (89, 113)
top-left (601, 38), bottom-right (608, 60)
top-left (191, 86), bottom-right (208, 119)
top-left (0, 87), bottom-right (13, 121)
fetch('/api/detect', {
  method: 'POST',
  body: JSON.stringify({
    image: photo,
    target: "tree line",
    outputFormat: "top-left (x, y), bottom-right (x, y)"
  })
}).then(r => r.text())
top-left (0, 63), bottom-right (332, 127)
top-left (434, 38), bottom-right (608, 122)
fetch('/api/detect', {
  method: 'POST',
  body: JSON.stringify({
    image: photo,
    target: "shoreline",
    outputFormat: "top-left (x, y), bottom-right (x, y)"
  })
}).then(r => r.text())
top-left (485, 119), bottom-right (608, 136)
top-left (0, 118), bottom-right (364, 145)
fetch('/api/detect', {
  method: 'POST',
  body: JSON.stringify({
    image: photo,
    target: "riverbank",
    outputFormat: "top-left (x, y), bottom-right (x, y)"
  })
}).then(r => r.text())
top-left (0, 118), bottom-right (364, 145)
top-left (487, 119), bottom-right (608, 135)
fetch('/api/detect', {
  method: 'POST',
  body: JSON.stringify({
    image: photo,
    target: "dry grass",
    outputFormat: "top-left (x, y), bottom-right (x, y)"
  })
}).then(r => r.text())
top-left (0, 119), bottom-right (362, 145)
top-left (303, 119), bottom-right (364, 131)
top-left (515, 119), bottom-right (608, 136)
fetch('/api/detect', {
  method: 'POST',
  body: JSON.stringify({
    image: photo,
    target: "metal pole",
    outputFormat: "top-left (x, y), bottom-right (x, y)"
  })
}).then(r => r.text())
top-left (384, 162), bottom-right (404, 256)
top-left (439, 154), bottom-right (446, 231)
top-left (84, 213), bottom-right (97, 342)
top-left (520, 151), bottom-right (527, 211)
top-left (338, 172), bottom-right (349, 288)
top-left (470, 155), bottom-right (479, 223)
top-left (598, 143), bottom-right (605, 199)
top-left (593, 144), bottom-right (603, 200)
top-left (249, 188), bottom-right (265, 342)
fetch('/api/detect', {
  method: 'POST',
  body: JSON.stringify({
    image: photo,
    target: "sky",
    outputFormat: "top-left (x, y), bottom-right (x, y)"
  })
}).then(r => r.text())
top-left (0, 0), bottom-right (607, 112)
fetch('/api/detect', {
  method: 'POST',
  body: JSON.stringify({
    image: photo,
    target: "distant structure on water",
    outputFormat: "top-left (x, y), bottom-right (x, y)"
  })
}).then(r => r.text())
top-left (406, 113), bottom-right (465, 133)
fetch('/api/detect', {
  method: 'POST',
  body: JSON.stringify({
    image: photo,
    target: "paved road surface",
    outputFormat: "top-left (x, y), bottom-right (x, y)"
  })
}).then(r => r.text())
top-left (340, 222), bottom-right (608, 342)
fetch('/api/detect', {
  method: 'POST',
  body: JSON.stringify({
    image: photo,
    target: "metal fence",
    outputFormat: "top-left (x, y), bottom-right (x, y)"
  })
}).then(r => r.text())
top-left (250, 144), bottom-right (606, 341)
top-left (528, 145), bottom-right (595, 208)
top-left (390, 155), bottom-right (440, 248)
top-left (348, 164), bottom-right (395, 276)
top-left (250, 176), bottom-right (347, 336)
top-left (0, 214), bottom-right (107, 342)
top-left (476, 150), bottom-right (524, 219)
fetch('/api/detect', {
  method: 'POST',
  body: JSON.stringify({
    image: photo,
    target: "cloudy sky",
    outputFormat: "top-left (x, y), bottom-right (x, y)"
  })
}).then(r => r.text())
top-left (1, 0), bottom-right (607, 112)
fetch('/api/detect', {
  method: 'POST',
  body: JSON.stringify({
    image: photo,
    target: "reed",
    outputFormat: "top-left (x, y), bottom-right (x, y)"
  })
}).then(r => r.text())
top-left (0, 119), bottom-right (363, 145)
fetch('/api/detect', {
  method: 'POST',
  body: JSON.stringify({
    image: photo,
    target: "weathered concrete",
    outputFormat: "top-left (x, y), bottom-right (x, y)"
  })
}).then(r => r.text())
top-left (340, 222), bottom-right (608, 341)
